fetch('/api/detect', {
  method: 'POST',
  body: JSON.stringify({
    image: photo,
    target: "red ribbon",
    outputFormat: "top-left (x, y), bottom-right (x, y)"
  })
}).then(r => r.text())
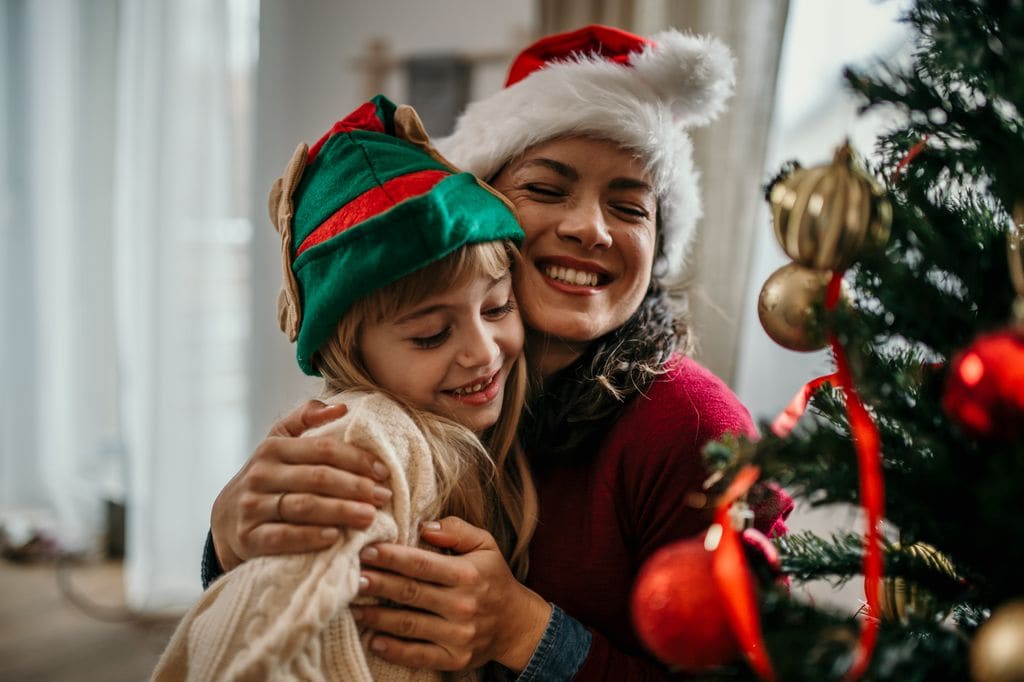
top-left (771, 272), bottom-right (885, 680)
top-left (825, 272), bottom-right (885, 681)
top-left (711, 465), bottom-right (776, 681)
top-left (892, 136), bottom-right (928, 182)
top-left (771, 371), bottom-right (841, 437)
top-left (757, 135), bottom-right (919, 677)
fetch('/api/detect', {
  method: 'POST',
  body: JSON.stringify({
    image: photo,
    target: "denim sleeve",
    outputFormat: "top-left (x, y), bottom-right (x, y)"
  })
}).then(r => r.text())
top-left (200, 530), bottom-right (225, 589)
top-left (514, 603), bottom-right (592, 681)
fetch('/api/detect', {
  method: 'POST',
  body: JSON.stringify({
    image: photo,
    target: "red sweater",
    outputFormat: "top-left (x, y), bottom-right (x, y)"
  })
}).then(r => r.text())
top-left (524, 356), bottom-right (791, 680)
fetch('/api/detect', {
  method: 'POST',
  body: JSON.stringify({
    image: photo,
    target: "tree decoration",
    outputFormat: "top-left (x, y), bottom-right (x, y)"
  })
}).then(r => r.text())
top-left (876, 542), bottom-right (958, 624)
top-left (758, 263), bottom-right (839, 352)
top-left (756, 141), bottom-right (892, 679)
top-left (631, 530), bottom-right (741, 671)
top-left (758, 142), bottom-right (889, 352)
top-left (693, 2), bottom-right (1024, 679)
top-left (942, 327), bottom-right (1024, 440)
top-left (942, 205), bottom-right (1024, 440)
top-left (632, 467), bottom-right (775, 678)
top-left (769, 142), bottom-right (892, 271)
top-left (970, 600), bottom-right (1024, 682)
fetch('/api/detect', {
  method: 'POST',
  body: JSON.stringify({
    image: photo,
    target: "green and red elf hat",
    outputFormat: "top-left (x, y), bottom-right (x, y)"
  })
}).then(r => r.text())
top-left (269, 95), bottom-right (523, 375)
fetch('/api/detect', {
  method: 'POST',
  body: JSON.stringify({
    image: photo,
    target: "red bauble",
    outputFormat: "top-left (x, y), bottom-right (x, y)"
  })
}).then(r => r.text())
top-left (631, 534), bottom-right (740, 671)
top-left (942, 327), bottom-right (1024, 440)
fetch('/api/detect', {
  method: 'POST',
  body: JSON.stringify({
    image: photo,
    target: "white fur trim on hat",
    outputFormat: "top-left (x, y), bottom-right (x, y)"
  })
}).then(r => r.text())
top-left (435, 29), bottom-right (735, 280)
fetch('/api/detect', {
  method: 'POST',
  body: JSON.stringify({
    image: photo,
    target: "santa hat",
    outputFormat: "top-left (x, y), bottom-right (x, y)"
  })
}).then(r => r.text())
top-left (269, 95), bottom-right (523, 375)
top-left (435, 24), bottom-right (735, 280)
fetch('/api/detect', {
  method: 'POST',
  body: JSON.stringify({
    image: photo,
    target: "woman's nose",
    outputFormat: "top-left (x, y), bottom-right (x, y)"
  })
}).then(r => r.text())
top-left (556, 201), bottom-right (613, 250)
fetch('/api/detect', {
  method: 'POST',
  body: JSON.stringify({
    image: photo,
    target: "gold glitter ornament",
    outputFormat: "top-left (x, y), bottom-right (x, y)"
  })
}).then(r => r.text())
top-left (971, 599), bottom-right (1024, 682)
top-left (757, 263), bottom-right (841, 352)
top-left (876, 542), bottom-right (957, 624)
top-left (769, 142), bottom-right (892, 271)
top-left (1010, 202), bottom-right (1024, 323)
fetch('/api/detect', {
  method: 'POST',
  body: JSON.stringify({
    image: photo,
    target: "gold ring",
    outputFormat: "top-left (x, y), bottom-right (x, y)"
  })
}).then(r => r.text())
top-left (275, 492), bottom-right (288, 523)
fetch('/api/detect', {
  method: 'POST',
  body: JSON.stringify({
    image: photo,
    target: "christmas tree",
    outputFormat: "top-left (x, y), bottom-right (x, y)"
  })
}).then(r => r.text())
top-left (633, 1), bottom-right (1024, 680)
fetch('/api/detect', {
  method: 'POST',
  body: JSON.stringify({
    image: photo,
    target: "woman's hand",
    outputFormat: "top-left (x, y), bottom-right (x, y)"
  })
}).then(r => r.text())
top-left (354, 517), bottom-right (552, 672)
top-left (210, 400), bottom-right (394, 571)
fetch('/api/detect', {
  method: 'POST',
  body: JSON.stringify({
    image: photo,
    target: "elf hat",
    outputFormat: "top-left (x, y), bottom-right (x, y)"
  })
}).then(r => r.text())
top-left (435, 24), bottom-right (735, 281)
top-left (269, 95), bottom-right (523, 376)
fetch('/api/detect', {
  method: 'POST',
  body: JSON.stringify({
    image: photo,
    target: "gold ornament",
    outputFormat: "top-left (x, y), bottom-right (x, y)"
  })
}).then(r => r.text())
top-left (768, 142), bottom-right (892, 271)
top-left (971, 599), bottom-right (1024, 682)
top-left (1010, 202), bottom-right (1024, 323)
top-left (757, 263), bottom-right (838, 352)
top-left (876, 542), bottom-right (957, 624)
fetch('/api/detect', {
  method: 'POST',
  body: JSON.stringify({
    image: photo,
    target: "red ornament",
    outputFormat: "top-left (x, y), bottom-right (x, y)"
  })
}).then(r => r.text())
top-left (631, 533), bottom-right (740, 671)
top-left (942, 327), bottom-right (1024, 439)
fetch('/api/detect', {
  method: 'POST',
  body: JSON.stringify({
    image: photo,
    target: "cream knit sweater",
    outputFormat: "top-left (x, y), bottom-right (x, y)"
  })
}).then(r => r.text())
top-left (153, 391), bottom-right (461, 682)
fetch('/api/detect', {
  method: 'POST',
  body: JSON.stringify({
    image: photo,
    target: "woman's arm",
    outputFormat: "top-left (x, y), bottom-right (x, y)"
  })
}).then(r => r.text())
top-left (355, 519), bottom-right (678, 681)
top-left (208, 400), bottom-right (393, 573)
top-left (354, 517), bottom-right (552, 672)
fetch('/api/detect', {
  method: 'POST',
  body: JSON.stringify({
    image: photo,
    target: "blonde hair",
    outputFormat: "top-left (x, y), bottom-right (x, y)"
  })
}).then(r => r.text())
top-left (313, 240), bottom-right (537, 579)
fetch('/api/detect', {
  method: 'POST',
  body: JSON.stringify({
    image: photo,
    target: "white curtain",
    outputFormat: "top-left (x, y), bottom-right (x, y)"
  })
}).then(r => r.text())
top-left (115, 0), bottom-right (257, 611)
top-left (1, 0), bottom-right (257, 612)
top-left (665, 1), bottom-right (790, 386)
top-left (1, 0), bottom-right (122, 554)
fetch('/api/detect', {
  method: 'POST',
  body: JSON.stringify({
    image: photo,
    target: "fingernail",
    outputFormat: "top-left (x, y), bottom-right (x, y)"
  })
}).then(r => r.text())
top-left (351, 606), bottom-right (363, 620)
top-left (321, 527), bottom-right (339, 540)
top-left (360, 546), bottom-right (378, 561)
top-left (372, 461), bottom-right (390, 480)
top-left (356, 504), bottom-right (376, 524)
top-left (371, 638), bottom-right (387, 653)
top-left (357, 576), bottom-right (369, 592)
top-left (421, 521), bottom-right (441, 532)
top-left (372, 486), bottom-right (392, 503)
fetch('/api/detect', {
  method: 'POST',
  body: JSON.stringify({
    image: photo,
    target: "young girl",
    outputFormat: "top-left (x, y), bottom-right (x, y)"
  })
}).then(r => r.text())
top-left (154, 96), bottom-right (534, 681)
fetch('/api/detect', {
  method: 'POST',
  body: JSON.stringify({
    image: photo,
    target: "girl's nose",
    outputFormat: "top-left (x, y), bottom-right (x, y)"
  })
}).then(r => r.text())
top-left (457, 320), bottom-right (500, 368)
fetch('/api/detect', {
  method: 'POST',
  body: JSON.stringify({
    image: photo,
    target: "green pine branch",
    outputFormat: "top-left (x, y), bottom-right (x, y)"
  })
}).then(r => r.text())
top-left (702, 1), bottom-right (1024, 677)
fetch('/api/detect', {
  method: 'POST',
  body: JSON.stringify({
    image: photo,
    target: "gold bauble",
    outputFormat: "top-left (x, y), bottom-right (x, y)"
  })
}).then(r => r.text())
top-left (1010, 202), bottom-right (1024, 323)
top-left (876, 542), bottom-right (957, 624)
top-left (971, 599), bottom-right (1024, 682)
top-left (757, 263), bottom-right (836, 352)
top-left (769, 142), bottom-right (892, 271)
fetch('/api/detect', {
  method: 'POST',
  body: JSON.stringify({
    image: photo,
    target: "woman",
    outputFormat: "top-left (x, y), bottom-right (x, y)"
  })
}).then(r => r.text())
top-left (206, 25), bottom-right (792, 679)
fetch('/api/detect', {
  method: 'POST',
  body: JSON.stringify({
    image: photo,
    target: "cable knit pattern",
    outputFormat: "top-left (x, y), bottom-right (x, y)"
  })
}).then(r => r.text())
top-left (153, 391), bottom-right (456, 682)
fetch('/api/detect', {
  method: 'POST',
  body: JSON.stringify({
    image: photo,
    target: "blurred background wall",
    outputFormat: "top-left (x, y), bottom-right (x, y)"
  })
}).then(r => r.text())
top-left (1, 0), bottom-right (909, 614)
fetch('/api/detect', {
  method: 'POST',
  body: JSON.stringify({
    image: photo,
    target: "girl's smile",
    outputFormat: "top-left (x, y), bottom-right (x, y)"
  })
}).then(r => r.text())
top-left (359, 272), bottom-right (523, 434)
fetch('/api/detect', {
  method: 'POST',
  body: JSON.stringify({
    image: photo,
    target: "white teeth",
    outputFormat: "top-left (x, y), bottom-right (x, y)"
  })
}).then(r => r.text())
top-left (544, 265), bottom-right (599, 287)
top-left (453, 380), bottom-right (488, 396)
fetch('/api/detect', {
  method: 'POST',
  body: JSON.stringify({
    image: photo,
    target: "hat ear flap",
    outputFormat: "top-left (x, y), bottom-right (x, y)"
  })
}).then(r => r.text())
top-left (394, 104), bottom-right (519, 219)
top-left (393, 104), bottom-right (430, 147)
top-left (394, 104), bottom-right (465, 172)
top-left (269, 142), bottom-right (308, 342)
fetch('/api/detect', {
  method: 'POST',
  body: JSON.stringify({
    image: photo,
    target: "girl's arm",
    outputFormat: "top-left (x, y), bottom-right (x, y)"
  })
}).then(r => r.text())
top-left (207, 400), bottom-right (392, 575)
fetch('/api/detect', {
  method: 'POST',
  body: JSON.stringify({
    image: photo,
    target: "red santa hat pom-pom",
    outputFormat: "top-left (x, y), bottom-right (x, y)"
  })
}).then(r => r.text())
top-left (631, 534), bottom-right (740, 671)
top-left (942, 327), bottom-right (1024, 440)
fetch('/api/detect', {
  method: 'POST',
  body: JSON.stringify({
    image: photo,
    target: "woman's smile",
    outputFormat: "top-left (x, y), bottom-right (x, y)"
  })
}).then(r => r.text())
top-left (538, 256), bottom-right (611, 291)
top-left (491, 136), bottom-right (657, 372)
